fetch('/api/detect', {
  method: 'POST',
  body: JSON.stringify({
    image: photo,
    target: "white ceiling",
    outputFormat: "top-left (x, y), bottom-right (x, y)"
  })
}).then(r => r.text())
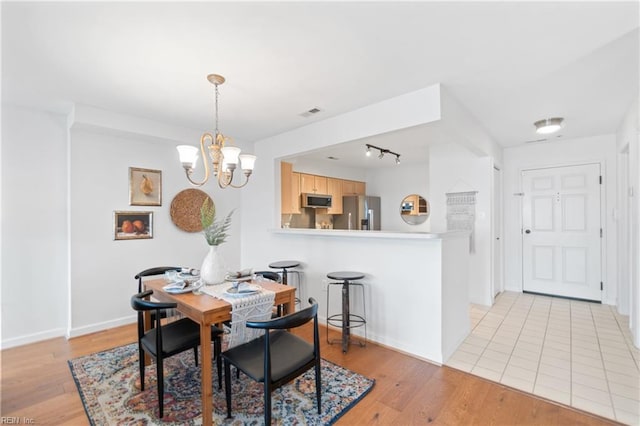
top-left (2, 2), bottom-right (638, 164)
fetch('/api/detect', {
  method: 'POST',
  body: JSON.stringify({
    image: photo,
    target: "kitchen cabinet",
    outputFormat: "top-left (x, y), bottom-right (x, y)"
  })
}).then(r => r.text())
top-left (342, 180), bottom-right (366, 196)
top-left (300, 173), bottom-right (328, 194)
top-left (281, 162), bottom-right (301, 214)
top-left (327, 178), bottom-right (343, 214)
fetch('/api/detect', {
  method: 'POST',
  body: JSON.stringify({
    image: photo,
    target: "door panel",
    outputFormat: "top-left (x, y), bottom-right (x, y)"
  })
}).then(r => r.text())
top-left (522, 164), bottom-right (601, 301)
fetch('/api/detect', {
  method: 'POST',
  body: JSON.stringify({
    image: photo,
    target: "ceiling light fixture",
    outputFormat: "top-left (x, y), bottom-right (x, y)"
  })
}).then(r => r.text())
top-left (176, 74), bottom-right (256, 189)
top-left (365, 144), bottom-right (401, 165)
top-left (534, 117), bottom-right (564, 135)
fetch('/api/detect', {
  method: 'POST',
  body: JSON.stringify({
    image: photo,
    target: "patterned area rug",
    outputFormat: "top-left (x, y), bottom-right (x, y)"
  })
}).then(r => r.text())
top-left (68, 343), bottom-right (374, 425)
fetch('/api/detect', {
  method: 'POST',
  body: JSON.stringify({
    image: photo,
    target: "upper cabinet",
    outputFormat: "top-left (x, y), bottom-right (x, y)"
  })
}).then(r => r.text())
top-left (342, 180), bottom-right (366, 196)
top-left (281, 162), bottom-right (301, 214)
top-left (281, 161), bottom-right (365, 216)
top-left (300, 173), bottom-right (328, 194)
top-left (327, 178), bottom-right (343, 214)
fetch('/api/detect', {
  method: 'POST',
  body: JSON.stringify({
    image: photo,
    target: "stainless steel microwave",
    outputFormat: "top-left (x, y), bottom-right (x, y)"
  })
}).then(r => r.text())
top-left (301, 193), bottom-right (332, 208)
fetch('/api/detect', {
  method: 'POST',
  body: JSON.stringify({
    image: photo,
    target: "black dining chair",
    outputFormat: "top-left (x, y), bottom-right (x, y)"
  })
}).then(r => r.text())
top-left (253, 270), bottom-right (282, 282)
top-left (222, 298), bottom-right (321, 424)
top-left (131, 290), bottom-right (224, 418)
top-left (135, 266), bottom-right (182, 292)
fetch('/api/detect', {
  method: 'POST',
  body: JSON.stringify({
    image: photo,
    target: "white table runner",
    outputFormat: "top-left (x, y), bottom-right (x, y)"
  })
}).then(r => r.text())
top-left (200, 283), bottom-right (275, 348)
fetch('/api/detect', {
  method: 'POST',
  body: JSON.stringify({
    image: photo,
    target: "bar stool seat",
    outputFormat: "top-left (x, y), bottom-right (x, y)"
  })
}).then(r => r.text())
top-left (326, 271), bottom-right (367, 353)
top-left (268, 260), bottom-right (300, 285)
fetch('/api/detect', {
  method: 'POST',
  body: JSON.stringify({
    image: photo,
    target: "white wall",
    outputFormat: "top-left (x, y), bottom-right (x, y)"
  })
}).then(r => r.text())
top-left (365, 163), bottom-right (430, 232)
top-left (502, 135), bottom-right (619, 306)
top-left (1, 103), bottom-right (246, 346)
top-left (67, 127), bottom-right (241, 336)
top-left (1, 105), bottom-right (69, 347)
top-left (286, 158), bottom-right (367, 182)
top-left (429, 142), bottom-right (494, 306)
top-left (616, 97), bottom-right (639, 347)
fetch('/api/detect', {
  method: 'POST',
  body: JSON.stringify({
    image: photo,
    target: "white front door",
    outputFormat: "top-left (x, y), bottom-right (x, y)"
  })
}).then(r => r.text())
top-left (522, 164), bottom-right (602, 301)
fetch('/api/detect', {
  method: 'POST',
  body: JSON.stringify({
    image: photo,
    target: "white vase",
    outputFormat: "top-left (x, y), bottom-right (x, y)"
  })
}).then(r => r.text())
top-left (200, 245), bottom-right (226, 285)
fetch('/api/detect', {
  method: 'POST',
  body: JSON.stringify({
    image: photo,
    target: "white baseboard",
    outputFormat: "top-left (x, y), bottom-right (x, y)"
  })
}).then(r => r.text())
top-left (1, 328), bottom-right (66, 349)
top-left (67, 314), bottom-right (137, 338)
top-left (1, 315), bottom-right (138, 349)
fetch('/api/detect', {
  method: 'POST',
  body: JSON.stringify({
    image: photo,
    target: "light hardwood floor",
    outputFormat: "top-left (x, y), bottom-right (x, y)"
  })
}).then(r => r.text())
top-left (1, 323), bottom-right (617, 425)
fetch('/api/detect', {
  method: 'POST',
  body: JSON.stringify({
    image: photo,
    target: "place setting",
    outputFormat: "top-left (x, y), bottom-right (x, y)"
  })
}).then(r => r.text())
top-left (161, 268), bottom-right (202, 294)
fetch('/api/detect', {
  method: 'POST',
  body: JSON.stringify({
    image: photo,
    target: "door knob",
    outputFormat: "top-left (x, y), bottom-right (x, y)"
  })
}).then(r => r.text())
top-left (525, 229), bottom-right (531, 234)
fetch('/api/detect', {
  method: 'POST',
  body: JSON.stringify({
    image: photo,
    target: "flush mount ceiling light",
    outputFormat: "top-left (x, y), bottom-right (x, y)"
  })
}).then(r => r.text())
top-left (365, 144), bottom-right (400, 165)
top-left (176, 74), bottom-right (256, 189)
top-left (534, 117), bottom-right (564, 135)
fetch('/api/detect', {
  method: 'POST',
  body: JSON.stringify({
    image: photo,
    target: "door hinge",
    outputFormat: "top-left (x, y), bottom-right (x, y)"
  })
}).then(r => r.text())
top-left (600, 282), bottom-right (603, 291)
top-left (599, 175), bottom-right (602, 184)
top-left (600, 228), bottom-right (603, 238)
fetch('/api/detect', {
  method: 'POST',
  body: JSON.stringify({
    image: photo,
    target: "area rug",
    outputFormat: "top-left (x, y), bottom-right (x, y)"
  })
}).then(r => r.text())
top-left (68, 343), bottom-right (374, 425)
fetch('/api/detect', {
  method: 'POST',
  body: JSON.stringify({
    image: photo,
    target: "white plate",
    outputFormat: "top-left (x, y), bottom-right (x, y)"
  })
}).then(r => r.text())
top-left (225, 274), bottom-right (252, 282)
top-left (224, 284), bottom-right (261, 296)
top-left (178, 272), bottom-right (200, 281)
top-left (163, 281), bottom-right (202, 294)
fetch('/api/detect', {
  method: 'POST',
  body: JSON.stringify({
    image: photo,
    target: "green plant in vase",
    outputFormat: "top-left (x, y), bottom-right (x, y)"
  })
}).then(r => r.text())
top-left (199, 198), bottom-right (234, 284)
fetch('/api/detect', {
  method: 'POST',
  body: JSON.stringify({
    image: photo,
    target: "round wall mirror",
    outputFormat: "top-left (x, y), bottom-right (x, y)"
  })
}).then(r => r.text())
top-left (400, 194), bottom-right (430, 225)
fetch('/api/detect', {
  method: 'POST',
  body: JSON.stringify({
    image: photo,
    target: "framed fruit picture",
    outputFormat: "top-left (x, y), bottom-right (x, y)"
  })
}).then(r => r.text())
top-left (129, 167), bottom-right (162, 206)
top-left (114, 211), bottom-right (153, 240)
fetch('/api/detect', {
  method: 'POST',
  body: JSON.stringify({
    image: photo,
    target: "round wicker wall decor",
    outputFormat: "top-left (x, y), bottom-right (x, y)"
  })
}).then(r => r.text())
top-left (169, 188), bottom-right (213, 233)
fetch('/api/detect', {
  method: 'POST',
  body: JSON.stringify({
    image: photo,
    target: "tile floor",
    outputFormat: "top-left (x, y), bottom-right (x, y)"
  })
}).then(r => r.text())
top-left (446, 291), bottom-right (640, 424)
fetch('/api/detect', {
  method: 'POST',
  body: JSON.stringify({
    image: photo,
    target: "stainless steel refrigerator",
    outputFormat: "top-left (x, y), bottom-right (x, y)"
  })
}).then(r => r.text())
top-left (333, 196), bottom-right (381, 230)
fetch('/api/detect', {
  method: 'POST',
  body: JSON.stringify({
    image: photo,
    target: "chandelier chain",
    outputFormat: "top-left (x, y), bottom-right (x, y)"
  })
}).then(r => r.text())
top-left (214, 83), bottom-right (220, 139)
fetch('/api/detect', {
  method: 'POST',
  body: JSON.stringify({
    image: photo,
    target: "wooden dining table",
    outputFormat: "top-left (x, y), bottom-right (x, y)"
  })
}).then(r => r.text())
top-left (143, 278), bottom-right (296, 426)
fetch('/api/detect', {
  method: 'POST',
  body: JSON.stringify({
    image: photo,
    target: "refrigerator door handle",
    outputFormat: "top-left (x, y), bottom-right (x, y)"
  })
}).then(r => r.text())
top-left (367, 209), bottom-right (374, 231)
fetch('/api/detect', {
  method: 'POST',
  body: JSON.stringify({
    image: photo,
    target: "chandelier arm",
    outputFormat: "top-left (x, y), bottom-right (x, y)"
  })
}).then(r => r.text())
top-left (215, 168), bottom-right (252, 189)
top-left (216, 167), bottom-right (232, 189)
top-left (183, 133), bottom-right (213, 186)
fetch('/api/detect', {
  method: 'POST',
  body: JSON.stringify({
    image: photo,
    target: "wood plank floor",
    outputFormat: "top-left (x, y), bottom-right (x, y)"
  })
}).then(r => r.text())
top-left (1, 323), bottom-right (618, 425)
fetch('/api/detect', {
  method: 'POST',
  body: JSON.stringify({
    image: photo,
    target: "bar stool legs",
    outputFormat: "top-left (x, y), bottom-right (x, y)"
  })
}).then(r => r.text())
top-left (325, 271), bottom-right (367, 353)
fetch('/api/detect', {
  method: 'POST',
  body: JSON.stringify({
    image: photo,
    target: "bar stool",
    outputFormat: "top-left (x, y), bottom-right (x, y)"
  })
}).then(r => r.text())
top-left (326, 271), bottom-right (367, 353)
top-left (269, 260), bottom-right (302, 315)
top-left (268, 260), bottom-right (301, 285)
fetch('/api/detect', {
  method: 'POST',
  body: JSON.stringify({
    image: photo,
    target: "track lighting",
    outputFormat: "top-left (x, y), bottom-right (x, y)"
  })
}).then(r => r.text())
top-left (365, 144), bottom-right (401, 165)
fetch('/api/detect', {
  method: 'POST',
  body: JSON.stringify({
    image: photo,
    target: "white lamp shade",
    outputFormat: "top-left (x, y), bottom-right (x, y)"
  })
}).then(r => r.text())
top-left (239, 154), bottom-right (257, 171)
top-left (221, 146), bottom-right (241, 165)
top-left (177, 145), bottom-right (199, 168)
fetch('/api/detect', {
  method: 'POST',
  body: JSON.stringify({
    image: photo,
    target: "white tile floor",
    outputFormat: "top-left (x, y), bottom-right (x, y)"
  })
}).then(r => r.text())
top-left (446, 291), bottom-right (640, 424)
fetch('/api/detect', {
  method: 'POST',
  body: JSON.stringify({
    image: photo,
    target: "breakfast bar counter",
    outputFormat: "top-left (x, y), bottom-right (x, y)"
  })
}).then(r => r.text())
top-left (245, 229), bottom-right (471, 364)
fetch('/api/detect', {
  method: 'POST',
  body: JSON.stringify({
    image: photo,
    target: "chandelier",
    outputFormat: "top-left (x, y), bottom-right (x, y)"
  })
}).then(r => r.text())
top-left (176, 74), bottom-right (256, 188)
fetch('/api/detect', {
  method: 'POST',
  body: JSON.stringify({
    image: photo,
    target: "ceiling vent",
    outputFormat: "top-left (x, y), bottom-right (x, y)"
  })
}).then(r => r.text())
top-left (300, 107), bottom-right (322, 118)
top-left (524, 138), bottom-right (548, 144)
